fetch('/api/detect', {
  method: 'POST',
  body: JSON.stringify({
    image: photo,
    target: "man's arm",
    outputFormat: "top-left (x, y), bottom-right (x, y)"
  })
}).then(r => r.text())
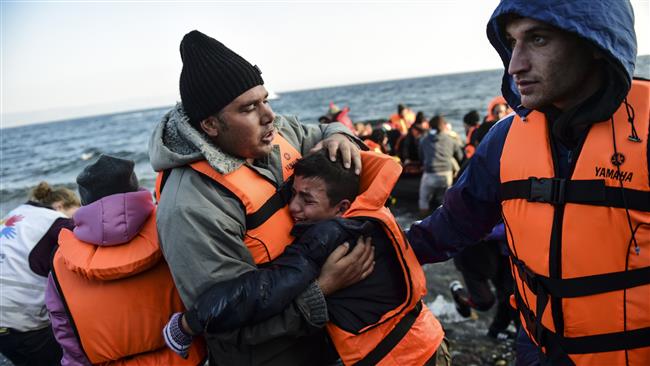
top-left (182, 219), bottom-right (374, 334)
top-left (157, 167), bottom-right (328, 342)
top-left (407, 116), bottom-right (513, 263)
top-left (452, 136), bottom-right (465, 164)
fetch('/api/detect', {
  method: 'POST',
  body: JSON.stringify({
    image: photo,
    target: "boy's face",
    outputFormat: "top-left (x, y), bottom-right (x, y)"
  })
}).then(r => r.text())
top-left (289, 175), bottom-right (349, 223)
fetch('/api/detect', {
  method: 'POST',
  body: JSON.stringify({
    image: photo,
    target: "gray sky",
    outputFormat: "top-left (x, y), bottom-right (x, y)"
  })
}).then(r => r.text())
top-left (2, 0), bottom-right (649, 128)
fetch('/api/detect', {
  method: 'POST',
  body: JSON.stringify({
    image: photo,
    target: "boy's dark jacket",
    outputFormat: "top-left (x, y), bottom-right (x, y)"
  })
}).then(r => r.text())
top-left (185, 218), bottom-right (374, 334)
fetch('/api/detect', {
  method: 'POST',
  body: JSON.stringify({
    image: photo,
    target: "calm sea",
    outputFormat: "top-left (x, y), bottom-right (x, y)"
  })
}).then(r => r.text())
top-left (2, 56), bottom-right (649, 217)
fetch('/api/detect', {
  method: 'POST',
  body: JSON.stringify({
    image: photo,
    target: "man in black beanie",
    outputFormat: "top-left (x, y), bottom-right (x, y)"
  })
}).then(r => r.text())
top-left (149, 30), bottom-right (368, 366)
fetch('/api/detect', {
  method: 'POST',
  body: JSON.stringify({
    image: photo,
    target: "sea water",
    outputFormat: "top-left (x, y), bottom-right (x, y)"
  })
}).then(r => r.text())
top-left (2, 56), bottom-right (649, 217)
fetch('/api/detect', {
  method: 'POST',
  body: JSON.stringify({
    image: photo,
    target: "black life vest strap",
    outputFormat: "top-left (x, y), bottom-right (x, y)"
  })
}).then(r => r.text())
top-left (354, 301), bottom-right (423, 366)
top-left (513, 289), bottom-right (650, 356)
top-left (500, 178), bottom-right (650, 211)
top-left (511, 257), bottom-right (650, 298)
top-left (245, 180), bottom-right (293, 230)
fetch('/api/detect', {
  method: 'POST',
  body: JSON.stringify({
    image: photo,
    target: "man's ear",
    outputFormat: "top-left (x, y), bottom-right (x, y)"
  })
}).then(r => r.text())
top-left (334, 199), bottom-right (351, 216)
top-left (200, 116), bottom-right (220, 137)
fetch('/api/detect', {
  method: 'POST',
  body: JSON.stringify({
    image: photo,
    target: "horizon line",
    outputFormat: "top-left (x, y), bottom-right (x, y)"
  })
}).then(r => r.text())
top-left (3, 54), bottom-right (649, 129)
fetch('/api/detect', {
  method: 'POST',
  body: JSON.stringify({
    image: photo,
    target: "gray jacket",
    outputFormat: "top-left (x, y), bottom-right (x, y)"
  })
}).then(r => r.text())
top-left (419, 130), bottom-right (464, 174)
top-left (149, 103), bottom-right (356, 365)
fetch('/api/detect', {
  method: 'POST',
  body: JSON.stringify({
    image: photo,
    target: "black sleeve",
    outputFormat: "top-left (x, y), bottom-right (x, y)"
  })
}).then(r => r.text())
top-left (186, 219), bottom-right (370, 334)
top-left (28, 217), bottom-right (74, 277)
top-left (326, 222), bottom-right (406, 333)
top-left (186, 249), bottom-right (321, 334)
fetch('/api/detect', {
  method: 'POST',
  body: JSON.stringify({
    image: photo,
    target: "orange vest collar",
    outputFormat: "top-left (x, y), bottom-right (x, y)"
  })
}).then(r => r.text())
top-left (57, 209), bottom-right (160, 281)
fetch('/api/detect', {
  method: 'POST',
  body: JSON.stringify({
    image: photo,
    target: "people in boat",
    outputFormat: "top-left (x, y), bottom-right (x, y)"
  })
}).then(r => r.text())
top-left (319, 102), bottom-right (355, 134)
top-left (46, 155), bottom-right (206, 365)
top-left (389, 104), bottom-right (416, 135)
top-left (398, 111), bottom-right (428, 164)
top-left (462, 110), bottom-right (481, 159)
top-left (363, 127), bottom-right (389, 154)
top-left (417, 114), bottom-right (464, 216)
top-left (354, 122), bottom-right (373, 139)
top-left (149, 30), bottom-right (367, 366)
top-left (408, 0), bottom-right (649, 364)
top-left (0, 182), bottom-right (79, 366)
top-left (449, 222), bottom-right (519, 340)
top-left (163, 151), bottom-right (449, 366)
top-left (472, 96), bottom-right (511, 146)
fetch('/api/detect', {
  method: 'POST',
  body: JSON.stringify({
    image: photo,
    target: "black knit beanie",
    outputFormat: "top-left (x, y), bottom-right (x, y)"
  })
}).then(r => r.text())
top-left (179, 30), bottom-right (264, 125)
top-left (76, 155), bottom-right (140, 205)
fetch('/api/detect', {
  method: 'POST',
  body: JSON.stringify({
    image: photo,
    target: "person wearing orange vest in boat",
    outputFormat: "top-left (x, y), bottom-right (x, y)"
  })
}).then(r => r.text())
top-left (149, 30), bottom-right (368, 366)
top-left (363, 128), bottom-right (389, 154)
top-left (45, 155), bottom-right (206, 366)
top-left (407, 0), bottom-right (649, 365)
top-left (325, 102), bottom-right (355, 134)
top-left (462, 110), bottom-right (481, 160)
top-left (472, 97), bottom-right (511, 147)
top-left (389, 104), bottom-right (416, 135)
top-left (163, 151), bottom-right (450, 365)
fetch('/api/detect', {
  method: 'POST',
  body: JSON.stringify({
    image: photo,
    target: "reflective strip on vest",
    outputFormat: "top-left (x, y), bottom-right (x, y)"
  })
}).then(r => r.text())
top-left (0, 204), bottom-right (64, 331)
top-left (500, 80), bottom-right (650, 365)
top-left (187, 133), bottom-right (301, 263)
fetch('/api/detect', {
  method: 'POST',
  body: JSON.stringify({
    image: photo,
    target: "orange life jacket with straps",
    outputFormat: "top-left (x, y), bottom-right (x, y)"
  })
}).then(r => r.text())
top-left (327, 151), bottom-right (444, 366)
top-left (465, 125), bottom-right (477, 159)
top-left (155, 133), bottom-right (302, 264)
top-left (390, 110), bottom-right (415, 135)
top-left (363, 139), bottom-right (384, 154)
top-left (500, 79), bottom-right (650, 365)
top-left (51, 209), bottom-right (206, 365)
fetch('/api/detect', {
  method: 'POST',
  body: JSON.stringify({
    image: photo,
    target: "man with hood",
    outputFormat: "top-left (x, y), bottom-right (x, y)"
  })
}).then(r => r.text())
top-left (407, 1), bottom-right (649, 365)
top-left (148, 30), bottom-right (368, 365)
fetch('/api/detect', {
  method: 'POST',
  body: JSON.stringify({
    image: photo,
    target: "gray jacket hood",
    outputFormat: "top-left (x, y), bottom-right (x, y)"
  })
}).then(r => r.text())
top-left (149, 103), bottom-right (281, 175)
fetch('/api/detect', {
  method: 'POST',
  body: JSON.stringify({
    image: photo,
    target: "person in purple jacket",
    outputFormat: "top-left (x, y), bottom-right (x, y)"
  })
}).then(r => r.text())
top-left (44, 155), bottom-right (163, 365)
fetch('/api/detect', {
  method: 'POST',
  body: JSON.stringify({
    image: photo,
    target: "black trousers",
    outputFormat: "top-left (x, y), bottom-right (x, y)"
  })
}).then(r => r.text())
top-left (453, 240), bottom-right (518, 333)
top-left (0, 326), bottom-right (62, 366)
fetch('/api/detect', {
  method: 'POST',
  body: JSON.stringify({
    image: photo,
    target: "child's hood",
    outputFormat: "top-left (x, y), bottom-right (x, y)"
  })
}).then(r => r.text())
top-left (72, 189), bottom-right (154, 246)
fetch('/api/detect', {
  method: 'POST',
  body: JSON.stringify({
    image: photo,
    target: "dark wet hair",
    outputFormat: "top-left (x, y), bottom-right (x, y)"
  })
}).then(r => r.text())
top-left (414, 111), bottom-right (426, 125)
top-left (293, 151), bottom-right (360, 206)
top-left (463, 110), bottom-right (480, 126)
top-left (431, 114), bottom-right (447, 132)
top-left (398, 104), bottom-right (406, 114)
top-left (369, 128), bottom-right (386, 144)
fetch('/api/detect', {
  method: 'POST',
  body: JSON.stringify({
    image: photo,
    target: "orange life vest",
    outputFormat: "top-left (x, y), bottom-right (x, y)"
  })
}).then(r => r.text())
top-left (327, 151), bottom-right (444, 365)
top-left (156, 133), bottom-right (301, 264)
top-left (51, 209), bottom-right (206, 365)
top-left (389, 110), bottom-right (415, 135)
top-left (464, 125), bottom-right (478, 159)
top-left (363, 139), bottom-right (384, 154)
top-left (486, 95), bottom-right (511, 122)
top-left (500, 79), bottom-right (650, 365)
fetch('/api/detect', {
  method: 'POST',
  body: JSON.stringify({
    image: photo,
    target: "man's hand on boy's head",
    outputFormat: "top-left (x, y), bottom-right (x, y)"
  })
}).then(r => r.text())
top-left (310, 133), bottom-right (362, 174)
top-left (317, 236), bottom-right (374, 296)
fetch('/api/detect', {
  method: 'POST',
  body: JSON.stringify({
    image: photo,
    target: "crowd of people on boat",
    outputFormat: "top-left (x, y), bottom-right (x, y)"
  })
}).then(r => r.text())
top-left (1, 0), bottom-right (648, 365)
